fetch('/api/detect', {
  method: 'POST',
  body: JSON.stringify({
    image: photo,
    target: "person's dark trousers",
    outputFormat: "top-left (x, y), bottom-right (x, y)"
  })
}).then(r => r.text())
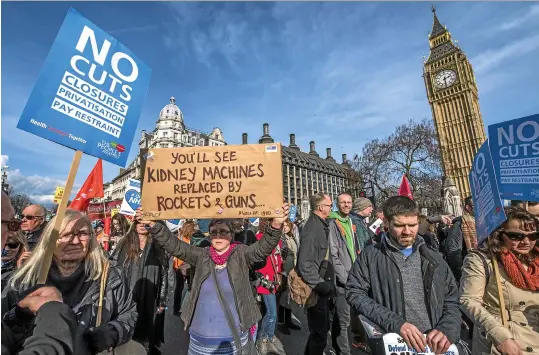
top-left (331, 290), bottom-right (351, 355)
top-left (173, 269), bottom-right (185, 313)
top-left (304, 296), bottom-right (331, 355)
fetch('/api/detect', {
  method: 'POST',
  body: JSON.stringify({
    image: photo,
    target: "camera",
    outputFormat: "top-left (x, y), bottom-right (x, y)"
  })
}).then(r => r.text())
top-left (254, 272), bottom-right (279, 293)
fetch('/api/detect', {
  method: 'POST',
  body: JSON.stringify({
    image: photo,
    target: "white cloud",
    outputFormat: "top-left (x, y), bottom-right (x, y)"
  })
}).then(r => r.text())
top-left (1, 155), bottom-right (9, 166)
top-left (499, 4), bottom-right (539, 31)
top-left (472, 33), bottom-right (539, 74)
top-left (6, 168), bottom-right (66, 198)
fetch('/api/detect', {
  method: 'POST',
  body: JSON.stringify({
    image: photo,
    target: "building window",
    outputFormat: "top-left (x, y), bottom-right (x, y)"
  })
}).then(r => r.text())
top-left (175, 111), bottom-right (178, 115)
top-left (174, 133), bottom-right (178, 139)
top-left (163, 132), bottom-right (168, 137)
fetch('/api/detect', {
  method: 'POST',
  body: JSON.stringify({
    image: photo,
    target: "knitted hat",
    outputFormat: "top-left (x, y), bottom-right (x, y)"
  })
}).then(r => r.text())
top-left (352, 197), bottom-right (372, 213)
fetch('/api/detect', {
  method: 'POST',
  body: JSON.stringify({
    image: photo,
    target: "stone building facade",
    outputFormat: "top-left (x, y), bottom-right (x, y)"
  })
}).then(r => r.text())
top-left (423, 7), bottom-right (487, 198)
top-left (107, 97), bottom-right (227, 200)
top-left (242, 123), bottom-right (359, 218)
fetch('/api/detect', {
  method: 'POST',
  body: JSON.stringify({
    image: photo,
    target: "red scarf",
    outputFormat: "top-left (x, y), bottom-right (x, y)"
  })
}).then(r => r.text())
top-left (499, 247), bottom-right (539, 291)
top-left (209, 242), bottom-right (240, 265)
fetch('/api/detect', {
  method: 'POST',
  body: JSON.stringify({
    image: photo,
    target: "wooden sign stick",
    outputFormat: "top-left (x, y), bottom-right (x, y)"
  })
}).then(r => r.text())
top-left (489, 237), bottom-right (509, 327)
top-left (37, 150), bottom-right (83, 284)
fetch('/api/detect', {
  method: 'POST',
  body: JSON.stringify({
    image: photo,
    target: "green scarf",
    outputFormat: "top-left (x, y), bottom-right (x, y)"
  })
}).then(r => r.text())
top-left (329, 211), bottom-right (356, 262)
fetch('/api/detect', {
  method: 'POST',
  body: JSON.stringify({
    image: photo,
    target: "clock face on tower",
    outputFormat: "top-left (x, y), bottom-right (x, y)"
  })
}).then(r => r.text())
top-left (434, 69), bottom-right (457, 89)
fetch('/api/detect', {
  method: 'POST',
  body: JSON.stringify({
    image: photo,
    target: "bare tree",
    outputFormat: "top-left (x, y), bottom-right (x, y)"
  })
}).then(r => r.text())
top-left (351, 118), bottom-right (443, 214)
top-left (6, 187), bottom-right (33, 217)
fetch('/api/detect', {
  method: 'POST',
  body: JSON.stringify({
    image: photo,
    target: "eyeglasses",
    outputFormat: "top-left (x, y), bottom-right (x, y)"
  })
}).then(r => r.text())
top-left (20, 215), bottom-right (43, 221)
top-left (318, 204), bottom-right (332, 208)
top-left (209, 230), bottom-right (231, 238)
top-left (1, 220), bottom-right (22, 232)
top-left (58, 230), bottom-right (91, 242)
top-left (5, 242), bottom-right (20, 249)
top-left (503, 231), bottom-right (539, 242)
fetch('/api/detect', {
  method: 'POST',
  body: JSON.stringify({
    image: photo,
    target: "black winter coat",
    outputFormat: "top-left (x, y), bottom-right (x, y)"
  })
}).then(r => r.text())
top-left (148, 221), bottom-right (282, 333)
top-left (2, 301), bottom-right (77, 355)
top-left (345, 238), bottom-right (461, 344)
top-left (2, 266), bottom-right (137, 355)
top-left (296, 213), bottom-right (330, 289)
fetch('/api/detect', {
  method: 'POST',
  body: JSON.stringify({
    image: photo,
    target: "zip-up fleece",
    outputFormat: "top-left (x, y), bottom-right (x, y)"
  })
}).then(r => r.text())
top-left (148, 221), bottom-right (282, 332)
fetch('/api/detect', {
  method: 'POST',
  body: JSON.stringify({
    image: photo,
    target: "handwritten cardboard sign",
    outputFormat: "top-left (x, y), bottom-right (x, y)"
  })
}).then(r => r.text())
top-left (141, 143), bottom-right (284, 220)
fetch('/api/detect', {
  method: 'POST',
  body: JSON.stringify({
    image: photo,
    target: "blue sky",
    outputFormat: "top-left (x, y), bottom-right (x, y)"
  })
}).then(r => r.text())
top-left (2, 1), bottom-right (539, 204)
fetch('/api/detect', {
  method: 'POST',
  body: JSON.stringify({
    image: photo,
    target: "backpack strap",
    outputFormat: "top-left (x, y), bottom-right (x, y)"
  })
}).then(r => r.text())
top-left (470, 250), bottom-right (490, 285)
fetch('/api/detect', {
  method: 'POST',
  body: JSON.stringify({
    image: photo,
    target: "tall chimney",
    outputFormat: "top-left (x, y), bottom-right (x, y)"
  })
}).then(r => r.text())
top-left (242, 133), bottom-right (248, 144)
top-left (289, 133), bottom-right (300, 150)
top-left (326, 148), bottom-right (336, 162)
top-left (309, 141), bottom-right (319, 156)
top-left (259, 123), bottom-right (274, 143)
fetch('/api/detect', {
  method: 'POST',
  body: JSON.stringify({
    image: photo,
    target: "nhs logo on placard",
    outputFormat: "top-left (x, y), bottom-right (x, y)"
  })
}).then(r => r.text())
top-left (17, 8), bottom-right (151, 167)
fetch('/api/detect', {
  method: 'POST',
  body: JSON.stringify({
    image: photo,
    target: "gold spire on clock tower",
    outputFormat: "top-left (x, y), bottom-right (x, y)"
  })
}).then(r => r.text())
top-left (423, 5), bottom-right (487, 198)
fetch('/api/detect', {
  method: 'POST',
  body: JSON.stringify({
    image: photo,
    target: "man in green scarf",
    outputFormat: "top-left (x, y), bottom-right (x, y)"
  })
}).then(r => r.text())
top-left (328, 193), bottom-right (358, 355)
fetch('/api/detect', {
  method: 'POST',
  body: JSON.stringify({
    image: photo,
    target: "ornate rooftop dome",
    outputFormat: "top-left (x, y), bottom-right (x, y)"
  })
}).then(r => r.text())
top-left (159, 97), bottom-right (184, 123)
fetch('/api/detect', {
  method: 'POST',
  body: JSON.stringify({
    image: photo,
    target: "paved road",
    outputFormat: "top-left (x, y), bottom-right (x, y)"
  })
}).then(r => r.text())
top-left (160, 289), bottom-right (469, 355)
top-left (160, 290), bottom-right (369, 355)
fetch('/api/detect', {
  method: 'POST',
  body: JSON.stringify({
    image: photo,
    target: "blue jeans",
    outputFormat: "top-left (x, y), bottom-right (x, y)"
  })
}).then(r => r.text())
top-left (259, 294), bottom-right (277, 339)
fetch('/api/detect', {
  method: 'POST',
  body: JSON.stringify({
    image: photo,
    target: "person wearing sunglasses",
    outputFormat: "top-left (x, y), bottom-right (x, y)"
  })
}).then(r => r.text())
top-left (135, 203), bottom-right (289, 355)
top-left (20, 204), bottom-right (47, 251)
top-left (1, 229), bottom-right (28, 291)
top-left (460, 207), bottom-right (539, 355)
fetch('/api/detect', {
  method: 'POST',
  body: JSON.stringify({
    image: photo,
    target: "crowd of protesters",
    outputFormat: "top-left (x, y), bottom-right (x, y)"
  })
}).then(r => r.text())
top-left (1, 188), bottom-right (538, 355)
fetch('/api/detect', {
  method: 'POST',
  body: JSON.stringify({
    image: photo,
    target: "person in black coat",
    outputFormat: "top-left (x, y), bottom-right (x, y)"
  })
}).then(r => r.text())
top-left (1, 286), bottom-right (78, 355)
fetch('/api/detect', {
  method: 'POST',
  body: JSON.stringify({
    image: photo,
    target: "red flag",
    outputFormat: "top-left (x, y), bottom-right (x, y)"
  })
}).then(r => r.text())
top-left (69, 159), bottom-right (104, 211)
top-left (398, 174), bottom-right (414, 200)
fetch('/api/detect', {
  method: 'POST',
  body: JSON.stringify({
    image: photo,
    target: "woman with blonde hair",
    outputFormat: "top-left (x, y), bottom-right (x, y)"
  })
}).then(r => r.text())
top-left (2, 209), bottom-right (137, 355)
top-left (460, 207), bottom-right (539, 355)
top-left (1, 229), bottom-right (28, 291)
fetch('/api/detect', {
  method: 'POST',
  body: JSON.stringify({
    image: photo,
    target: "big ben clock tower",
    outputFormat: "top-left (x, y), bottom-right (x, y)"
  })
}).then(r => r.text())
top-left (423, 6), bottom-right (487, 198)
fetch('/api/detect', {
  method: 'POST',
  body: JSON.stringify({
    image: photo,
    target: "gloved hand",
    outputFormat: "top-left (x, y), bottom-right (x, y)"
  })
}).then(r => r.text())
top-left (85, 324), bottom-right (118, 353)
top-left (314, 281), bottom-right (335, 297)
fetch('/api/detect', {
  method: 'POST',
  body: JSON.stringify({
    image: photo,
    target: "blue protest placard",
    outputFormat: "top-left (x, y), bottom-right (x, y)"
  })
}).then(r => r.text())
top-left (488, 114), bottom-right (539, 202)
top-left (289, 205), bottom-right (297, 222)
top-left (469, 141), bottom-right (507, 244)
top-left (17, 8), bottom-right (151, 167)
top-left (120, 179), bottom-right (141, 216)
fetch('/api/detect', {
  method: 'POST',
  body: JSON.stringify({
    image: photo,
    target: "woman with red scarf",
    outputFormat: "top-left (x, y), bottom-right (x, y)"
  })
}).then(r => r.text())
top-left (255, 219), bottom-right (285, 355)
top-left (135, 204), bottom-right (289, 355)
top-left (460, 207), bottom-right (539, 355)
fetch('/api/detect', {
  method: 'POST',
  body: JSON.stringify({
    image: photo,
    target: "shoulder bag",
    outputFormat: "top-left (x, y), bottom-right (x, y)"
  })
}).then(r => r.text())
top-left (288, 244), bottom-right (330, 308)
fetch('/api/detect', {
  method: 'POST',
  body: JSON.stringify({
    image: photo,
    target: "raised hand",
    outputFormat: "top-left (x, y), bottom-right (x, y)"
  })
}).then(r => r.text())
top-left (271, 203), bottom-right (290, 229)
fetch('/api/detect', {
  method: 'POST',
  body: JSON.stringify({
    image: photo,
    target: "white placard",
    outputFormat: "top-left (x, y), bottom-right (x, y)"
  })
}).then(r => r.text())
top-left (369, 218), bottom-right (383, 233)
